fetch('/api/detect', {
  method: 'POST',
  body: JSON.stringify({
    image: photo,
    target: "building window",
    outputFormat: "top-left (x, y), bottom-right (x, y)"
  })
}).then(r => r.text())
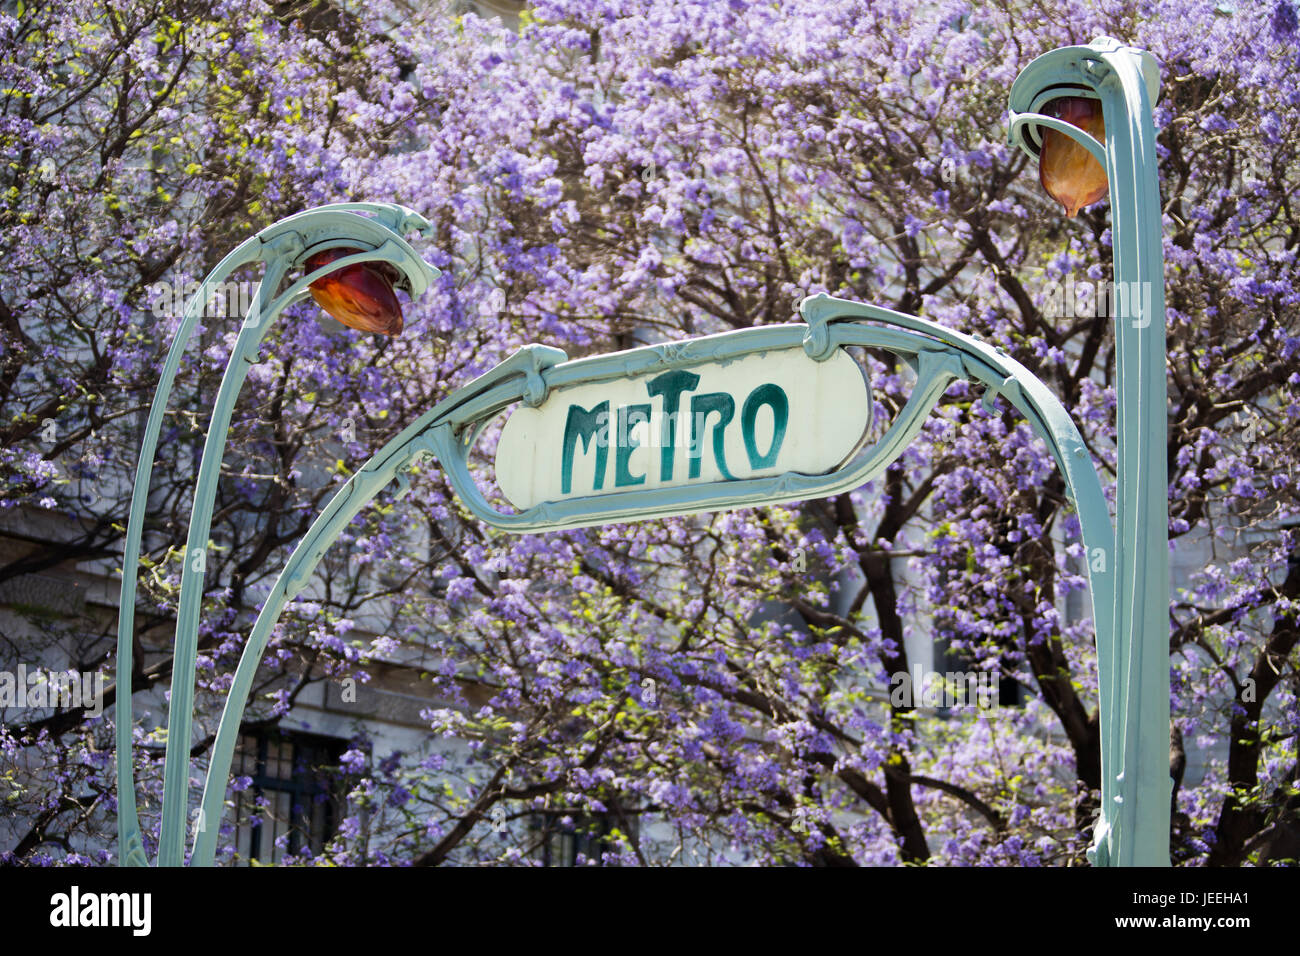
top-left (528, 810), bottom-right (634, 866)
top-left (934, 636), bottom-right (1024, 711)
top-left (230, 730), bottom-right (343, 866)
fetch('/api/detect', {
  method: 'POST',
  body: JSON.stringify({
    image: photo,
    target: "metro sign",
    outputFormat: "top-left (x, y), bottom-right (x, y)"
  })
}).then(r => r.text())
top-left (132, 37), bottom-right (1174, 870)
top-left (494, 344), bottom-right (871, 511)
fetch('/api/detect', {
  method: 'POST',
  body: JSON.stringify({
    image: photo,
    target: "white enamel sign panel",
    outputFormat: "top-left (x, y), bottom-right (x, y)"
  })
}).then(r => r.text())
top-left (494, 346), bottom-right (871, 511)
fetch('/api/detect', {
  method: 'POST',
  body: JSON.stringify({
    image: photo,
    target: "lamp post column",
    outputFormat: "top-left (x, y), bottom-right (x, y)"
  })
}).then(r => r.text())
top-left (1010, 38), bottom-right (1171, 866)
top-left (1094, 44), bottom-right (1172, 870)
top-left (116, 204), bottom-right (437, 867)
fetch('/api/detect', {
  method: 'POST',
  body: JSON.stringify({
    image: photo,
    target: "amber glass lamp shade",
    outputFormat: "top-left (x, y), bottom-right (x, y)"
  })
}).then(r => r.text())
top-left (1039, 96), bottom-right (1109, 218)
top-left (304, 247), bottom-right (405, 336)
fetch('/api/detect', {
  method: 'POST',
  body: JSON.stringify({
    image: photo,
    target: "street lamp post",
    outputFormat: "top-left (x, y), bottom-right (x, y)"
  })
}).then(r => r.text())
top-left (1007, 36), bottom-right (1171, 867)
top-left (114, 203), bottom-right (439, 867)
top-left (116, 39), bottom-right (1171, 867)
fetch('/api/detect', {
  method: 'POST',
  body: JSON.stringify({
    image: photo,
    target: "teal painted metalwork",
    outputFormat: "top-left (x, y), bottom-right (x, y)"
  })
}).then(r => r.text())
top-left (188, 298), bottom-right (1116, 866)
top-left (115, 203), bottom-right (439, 866)
top-left (1008, 37), bottom-right (1171, 866)
top-left (121, 38), bottom-right (1173, 868)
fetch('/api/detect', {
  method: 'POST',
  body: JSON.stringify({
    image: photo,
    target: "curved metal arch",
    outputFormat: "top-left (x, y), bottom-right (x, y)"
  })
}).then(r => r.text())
top-left (1007, 39), bottom-right (1160, 162)
top-left (1007, 112), bottom-right (1108, 167)
top-left (191, 295), bottom-right (1117, 867)
top-left (115, 203), bottom-right (439, 866)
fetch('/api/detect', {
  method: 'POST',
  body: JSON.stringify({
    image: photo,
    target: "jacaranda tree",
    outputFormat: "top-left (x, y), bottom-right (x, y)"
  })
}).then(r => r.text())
top-left (2, 0), bottom-right (1297, 866)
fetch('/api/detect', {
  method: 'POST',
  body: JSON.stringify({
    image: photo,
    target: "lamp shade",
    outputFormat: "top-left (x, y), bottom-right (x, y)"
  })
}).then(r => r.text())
top-left (1039, 97), bottom-right (1109, 217)
top-left (304, 247), bottom-right (404, 336)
